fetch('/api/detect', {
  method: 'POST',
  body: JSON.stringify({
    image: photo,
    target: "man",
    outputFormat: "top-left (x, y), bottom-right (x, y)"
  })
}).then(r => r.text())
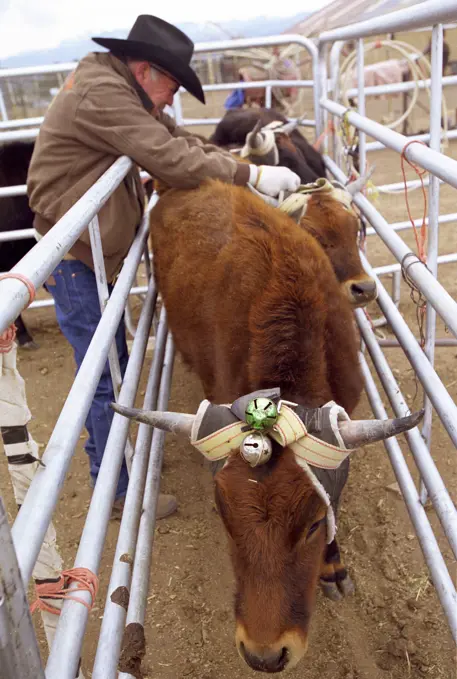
top-left (423, 29), bottom-right (450, 75)
top-left (27, 15), bottom-right (300, 520)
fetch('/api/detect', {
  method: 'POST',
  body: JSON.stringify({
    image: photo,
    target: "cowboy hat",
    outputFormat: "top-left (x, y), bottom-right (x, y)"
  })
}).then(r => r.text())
top-left (92, 15), bottom-right (205, 104)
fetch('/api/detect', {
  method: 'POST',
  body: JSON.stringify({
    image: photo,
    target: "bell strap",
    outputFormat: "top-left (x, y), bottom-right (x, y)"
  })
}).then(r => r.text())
top-left (191, 402), bottom-right (351, 469)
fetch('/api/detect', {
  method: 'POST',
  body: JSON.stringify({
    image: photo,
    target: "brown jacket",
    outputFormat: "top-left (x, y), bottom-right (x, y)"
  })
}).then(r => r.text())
top-left (27, 52), bottom-right (249, 280)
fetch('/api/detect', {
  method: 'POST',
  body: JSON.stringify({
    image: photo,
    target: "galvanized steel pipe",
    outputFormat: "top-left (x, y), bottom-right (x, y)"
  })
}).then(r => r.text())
top-left (360, 253), bottom-right (457, 449)
top-left (324, 156), bottom-right (457, 339)
top-left (0, 156), bottom-right (133, 335)
top-left (356, 309), bottom-right (457, 557)
top-left (44, 276), bottom-right (157, 679)
top-left (359, 353), bottom-right (457, 642)
top-left (322, 99), bottom-right (457, 189)
top-left (0, 498), bottom-right (46, 679)
top-left (319, 0), bottom-right (457, 42)
top-left (11, 215), bottom-right (149, 587)
top-left (118, 335), bottom-right (175, 679)
top-left (92, 308), bottom-right (169, 679)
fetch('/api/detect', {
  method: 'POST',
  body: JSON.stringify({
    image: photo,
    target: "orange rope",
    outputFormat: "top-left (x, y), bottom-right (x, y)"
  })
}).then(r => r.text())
top-left (0, 272), bottom-right (36, 303)
top-left (362, 308), bottom-right (377, 336)
top-left (400, 140), bottom-right (428, 263)
top-left (400, 140), bottom-right (430, 348)
top-left (313, 120), bottom-right (335, 151)
top-left (0, 273), bottom-right (36, 353)
top-left (0, 324), bottom-right (17, 354)
top-left (30, 568), bottom-right (99, 616)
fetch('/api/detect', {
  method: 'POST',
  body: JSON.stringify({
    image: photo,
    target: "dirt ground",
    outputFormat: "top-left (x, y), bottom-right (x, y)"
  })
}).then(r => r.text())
top-left (1, 94), bottom-right (457, 679)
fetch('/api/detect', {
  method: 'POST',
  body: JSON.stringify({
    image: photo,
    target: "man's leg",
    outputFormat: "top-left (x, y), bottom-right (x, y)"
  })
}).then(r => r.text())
top-left (45, 259), bottom-right (177, 517)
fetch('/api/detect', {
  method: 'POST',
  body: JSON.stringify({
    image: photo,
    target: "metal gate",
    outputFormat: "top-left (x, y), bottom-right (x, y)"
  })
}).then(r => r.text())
top-left (0, 3), bottom-right (456, 677)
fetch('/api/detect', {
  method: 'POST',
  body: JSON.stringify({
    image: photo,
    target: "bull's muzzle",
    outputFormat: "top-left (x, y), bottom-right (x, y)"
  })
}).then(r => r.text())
top-left (236, 626), bottom-right (308, 673)
top-left (344, 276), bottom-right (378, 308)
top-left (240, 643), bottom-right (288, 673)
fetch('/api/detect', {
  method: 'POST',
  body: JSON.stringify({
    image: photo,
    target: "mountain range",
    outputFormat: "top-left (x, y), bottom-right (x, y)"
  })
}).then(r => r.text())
top-left (0, 13), bottom-right (311, 68)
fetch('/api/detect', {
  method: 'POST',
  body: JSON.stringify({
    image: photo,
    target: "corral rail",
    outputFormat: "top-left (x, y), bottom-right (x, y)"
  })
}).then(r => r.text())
top-left (0, 7), bottom-right (456, 678)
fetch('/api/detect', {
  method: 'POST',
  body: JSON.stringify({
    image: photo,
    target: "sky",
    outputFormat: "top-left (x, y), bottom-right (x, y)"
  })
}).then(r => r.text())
top-left (0, 0), bottom-right (333, 59)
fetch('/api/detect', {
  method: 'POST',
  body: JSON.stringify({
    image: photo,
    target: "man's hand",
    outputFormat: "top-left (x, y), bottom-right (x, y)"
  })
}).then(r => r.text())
top-left (248, 165), bottom-right (301, 197)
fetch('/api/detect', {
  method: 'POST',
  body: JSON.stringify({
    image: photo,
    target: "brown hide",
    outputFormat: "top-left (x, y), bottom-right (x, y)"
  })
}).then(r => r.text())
top-left (299, 192), bottom-right (377, 308)
top-left (151, 180), bottom-right (362, 409)
top-left (215, 449), bottom-right (327, 672)
top-left (149, 180), bottom-right (363, 671)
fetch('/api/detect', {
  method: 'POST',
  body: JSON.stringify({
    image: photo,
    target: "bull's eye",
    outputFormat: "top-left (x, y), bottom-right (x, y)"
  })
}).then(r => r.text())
top-left (307, 520), bottom-right (323, 538)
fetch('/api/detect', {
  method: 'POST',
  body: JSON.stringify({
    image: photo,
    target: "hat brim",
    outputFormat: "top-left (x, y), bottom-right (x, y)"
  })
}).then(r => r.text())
top-left (92, 37), bottom-right (205, 104)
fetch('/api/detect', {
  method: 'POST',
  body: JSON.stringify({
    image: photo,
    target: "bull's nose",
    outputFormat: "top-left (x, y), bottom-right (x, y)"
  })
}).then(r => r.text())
top-left (240, 642), bottom-right (289, 673)
top-left (348, 277), bottom-right (377, 304)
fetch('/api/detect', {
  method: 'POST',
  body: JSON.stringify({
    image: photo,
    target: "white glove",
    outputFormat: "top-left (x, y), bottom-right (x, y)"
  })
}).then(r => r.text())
top-left (248, 164), bottom-right (301, 198)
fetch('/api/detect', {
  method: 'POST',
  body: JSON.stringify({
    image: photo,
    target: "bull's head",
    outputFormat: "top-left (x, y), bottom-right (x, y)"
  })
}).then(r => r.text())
top-left (111, 397), bottom-right (422, 673)
top-left (239, 119), bottom-right (320, 185)
top-left (240, 119), bottom-right (281, 166)
top-left (287, 172), bottom-right (378, 308)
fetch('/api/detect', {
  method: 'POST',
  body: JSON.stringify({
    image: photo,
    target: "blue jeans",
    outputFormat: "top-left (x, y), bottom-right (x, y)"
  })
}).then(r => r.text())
top-left (45, 259), bottom-right (129, 499)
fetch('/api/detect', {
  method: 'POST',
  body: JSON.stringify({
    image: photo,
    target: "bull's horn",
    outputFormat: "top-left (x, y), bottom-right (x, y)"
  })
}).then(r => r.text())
top-left (346, 165), bottom-right (376, 196)
top-left (277, 119), bottom-right (299, 135)
top-left (338, 409), bottom-right (424, 449)
top-left (111, 403), bottom-right (195, 436)
top-left (247, 119), bottom-right (264, 149)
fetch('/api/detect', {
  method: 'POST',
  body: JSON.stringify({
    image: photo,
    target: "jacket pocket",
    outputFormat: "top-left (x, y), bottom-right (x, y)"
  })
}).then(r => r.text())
top-left (45, 267), bottom-right (72, 315)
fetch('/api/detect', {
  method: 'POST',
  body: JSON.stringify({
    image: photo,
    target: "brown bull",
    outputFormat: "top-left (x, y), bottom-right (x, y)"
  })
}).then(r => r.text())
top-left (290, 179), bottom-right (378, 308)
top-left (113, 180), bottom-right (421, 673)
top-left (212, 111), bottom-right (377, 308)
top-left (152, 180), bottom-right (365, 408)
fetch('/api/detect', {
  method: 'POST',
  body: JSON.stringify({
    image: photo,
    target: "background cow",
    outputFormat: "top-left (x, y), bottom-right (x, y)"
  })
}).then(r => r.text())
top-left (210, 108), bottom-right (327, 183)
top-left (0, 140), bottom-right (36, 347)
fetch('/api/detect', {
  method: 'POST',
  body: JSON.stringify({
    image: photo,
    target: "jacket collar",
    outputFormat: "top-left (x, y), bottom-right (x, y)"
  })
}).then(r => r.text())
top-left (97, 51), bottom-right (155, 113)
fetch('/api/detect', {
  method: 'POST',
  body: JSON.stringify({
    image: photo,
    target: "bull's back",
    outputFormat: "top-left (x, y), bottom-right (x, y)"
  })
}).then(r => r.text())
top-left (150, 181), bottom-right (253, 396)
top-left (150, 180), bottom-right (359, 406)
top-left (151, 181), bottom-right (274, 396)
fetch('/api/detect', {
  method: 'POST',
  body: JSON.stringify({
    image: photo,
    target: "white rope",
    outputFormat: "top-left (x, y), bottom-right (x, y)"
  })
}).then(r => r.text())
top-left (334, 39), bottom-right (449, 196)
top-left (339, 39), bottom-right (448, 140)
top-left (240, 127), bottom-right (278, 161)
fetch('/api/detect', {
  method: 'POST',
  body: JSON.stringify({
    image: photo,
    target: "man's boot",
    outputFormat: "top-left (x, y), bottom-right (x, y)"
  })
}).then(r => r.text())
top-left (156, 493), bottom-right (178, 519)
top-left (91, 476), bottom-right (178, 521)
top-left (111, 493), bottom-right (177, 520)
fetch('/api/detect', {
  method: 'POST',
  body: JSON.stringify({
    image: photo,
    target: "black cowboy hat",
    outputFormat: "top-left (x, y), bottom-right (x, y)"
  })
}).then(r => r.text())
top-left (92, 15), bottom-right (205, 104)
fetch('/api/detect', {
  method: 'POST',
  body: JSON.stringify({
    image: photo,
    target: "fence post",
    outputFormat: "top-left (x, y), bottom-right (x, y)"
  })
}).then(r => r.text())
top-left (0, 496), bottom-right (46, 679)
top-left (0, 86), bottom-right (8, 120)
